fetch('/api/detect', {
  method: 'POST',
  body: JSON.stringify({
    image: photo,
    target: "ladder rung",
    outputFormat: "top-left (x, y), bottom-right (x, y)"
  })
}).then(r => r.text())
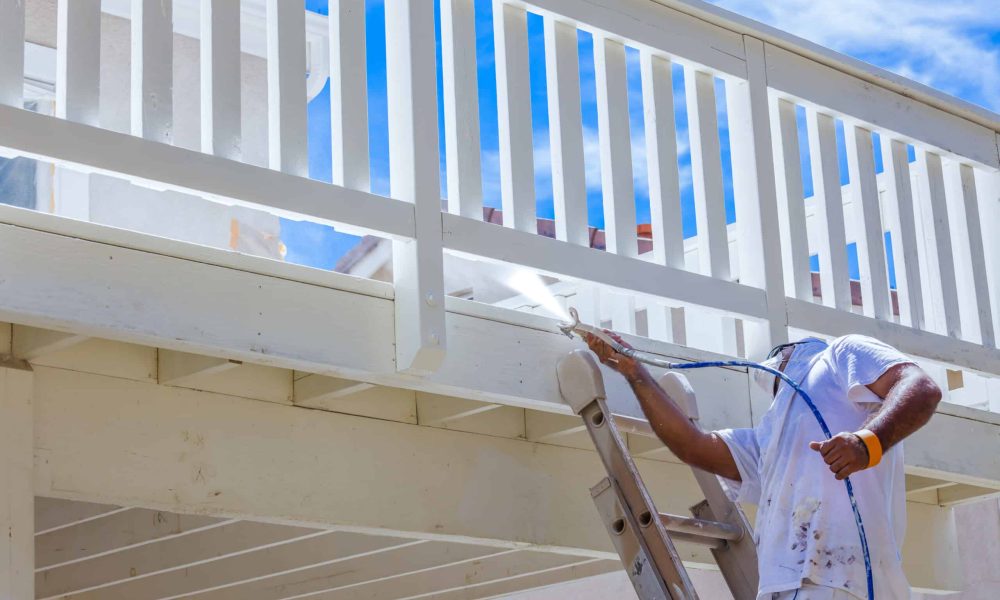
top-left (659, 512), bottom-right (743, 543)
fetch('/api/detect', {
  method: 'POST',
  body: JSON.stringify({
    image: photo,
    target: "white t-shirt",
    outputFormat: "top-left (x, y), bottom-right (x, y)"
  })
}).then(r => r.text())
top-left (717, 335), bottom-right (914, 600)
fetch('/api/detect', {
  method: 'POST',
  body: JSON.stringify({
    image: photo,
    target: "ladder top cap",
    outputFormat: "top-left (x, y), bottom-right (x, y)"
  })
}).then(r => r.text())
top-left (657, 371), bottom-right (699, 420)
top-left (557, 349), bottom-right (606, 415)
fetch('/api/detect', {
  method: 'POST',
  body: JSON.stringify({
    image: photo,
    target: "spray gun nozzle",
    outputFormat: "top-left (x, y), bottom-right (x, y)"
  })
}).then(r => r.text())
top-left (558, 307), bottom-right (582, 338)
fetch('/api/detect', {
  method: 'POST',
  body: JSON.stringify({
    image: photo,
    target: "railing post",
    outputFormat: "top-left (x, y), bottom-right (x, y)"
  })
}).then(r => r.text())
top-left (441, 0), bottom-right (483, 219)
top-left (806, 108), bottom-right (851, 310)
top-left (881, 137), bottom-right (925, 329)
top-left (131, 0), bottom-right (173, 144)
top-left (0, 0), bottom-right (25, 109)
top-left (200, 0), bottom-right (242, 160)
top-left (57, 0), bottom-right (101, 125)
top-left (727, 36), bottom-right (788, 360)
top-left (329, 0), bottom-right (370, 191)
top-left (385, 0), bottom-right (446, 375)
top-left (266, 0), bottom-right (308, 175)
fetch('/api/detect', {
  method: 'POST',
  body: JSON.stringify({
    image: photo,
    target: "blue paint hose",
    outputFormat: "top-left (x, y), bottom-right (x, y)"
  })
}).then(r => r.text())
top-left (559, 309), bottom-right (875, 600)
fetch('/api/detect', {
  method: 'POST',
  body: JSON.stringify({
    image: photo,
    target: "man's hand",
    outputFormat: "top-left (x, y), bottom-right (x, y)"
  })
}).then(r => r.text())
top-left (809, 433), bottom-right (869, 480)
top-left (584, 331), bottom-right (644, 381)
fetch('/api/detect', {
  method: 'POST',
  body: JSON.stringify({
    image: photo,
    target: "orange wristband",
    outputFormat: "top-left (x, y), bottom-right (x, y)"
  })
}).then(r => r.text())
top-left (854, 429), bottom-right (882, 468)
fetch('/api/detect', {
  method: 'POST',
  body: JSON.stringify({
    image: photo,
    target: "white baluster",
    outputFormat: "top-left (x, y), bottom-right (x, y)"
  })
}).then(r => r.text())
top-left (330, 0), bottom-right (369, 190)
top-left (266, 0), bottom-right (308, 175)
top-left (493, 1), bottom-right (535, 232)
top-left (949, 163), bottom-right (995, 346)
top-left (441, 0), bottom-right (482, 217)
top-left (770, 98), bottom-right (811, 300)
top-left (545, 18), bottom-right (587, 246)
top-left (200, 0), bottom-right (241, 159)
top-left (805, 108), bottom-right (850, 310)
top-left (385, 0), bottom-right (446, 374)
top-left (595, 36), bottom-right (637, 258)
top-left (131, 0), bottom-right (173, 143)
top-left (881, 138), bottom-right (924, 329)
top-left (57, 0), bottom-right (101, 125)
top-left (845, 125), bottom-right (891, 319)
top-left (640, 51), bottom-right (683, 269)
top-left (647, 304), bottom-right (686, 345)
top-left (684, 66), bottom-right (729, 278)
top-left (914, 150), bottom-right (961, 338)
top-left (0, 0), bottom-right (25, 108)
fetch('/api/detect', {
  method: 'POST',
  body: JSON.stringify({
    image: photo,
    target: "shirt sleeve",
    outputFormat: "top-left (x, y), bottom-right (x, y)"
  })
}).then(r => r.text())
top-left (832, 334), bottom-right (914, 404)
top-left (714, 427), bottom-right (762, 505)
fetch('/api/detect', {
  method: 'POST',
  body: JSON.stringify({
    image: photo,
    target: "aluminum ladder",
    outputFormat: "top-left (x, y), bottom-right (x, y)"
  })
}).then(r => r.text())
top-left (557, 350), bottom-right (759, 600)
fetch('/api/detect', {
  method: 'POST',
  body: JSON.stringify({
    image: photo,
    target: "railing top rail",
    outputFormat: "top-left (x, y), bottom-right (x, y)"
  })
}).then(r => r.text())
top-left (649, 0), bottom-right (1000, 134)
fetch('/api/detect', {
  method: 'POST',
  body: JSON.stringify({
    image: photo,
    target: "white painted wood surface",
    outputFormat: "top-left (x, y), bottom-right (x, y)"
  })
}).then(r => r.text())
top-left (845, 124), bottom-right (891, 320)
top-left (764, 42), bottom-right (1000, 170)
top-left (493, 2), bottom-right (535, 232)
top-left (0, 0), bottom-right (25, 108)
top-left (200, 0), bottom-right (242, 159)
top-left (329, 0), bottom-right (370, 191)
top-left (685, 67), bottom-right (729, 279)
top-left (385, 0), bottom-right (446, 374)
top-left (806, 108), bottom-right (851, 310)
top-left (266, 0), bottom-right (308, 175)
top-left (441, 0), bottom-right (483, 218)
top-left (641, 51), bottom-right (683, 269)
top-left (11, 327), bottom-right (87, 361)
top-left (769, 98), bottom-right (812, 301)
top-left (952, 163), bottom-right (995, 347)
top-left (545, 18), bottom-right (588, 246)
top-left (881, 138), bottom-right (925, 329)
top-left (131, 0), bottom-right (173, 143)
top-left (0, 105), bottom-right (414, 238)
top-left (0, 362), bottom-right (33, 600)
top-left (727, 36), bottom-right (788, 355)
top-left (594, 36), bottom-right (637, 258)
top-left (915, 150), bottom-right (962, 339)
top-left (56, 0), bottom-right (101, 125)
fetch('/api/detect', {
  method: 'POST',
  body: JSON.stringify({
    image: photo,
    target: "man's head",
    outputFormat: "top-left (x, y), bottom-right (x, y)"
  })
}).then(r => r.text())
top-left (754, 338), bottom-right (827, 396)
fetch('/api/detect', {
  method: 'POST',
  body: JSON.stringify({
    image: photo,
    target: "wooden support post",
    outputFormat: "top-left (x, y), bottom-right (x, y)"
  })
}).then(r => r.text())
top-left (806, 108), bottom-right (851, 310)
top-left (595, 36), bottom-right (637, 258)
top-left (727, 37), bottom-right (789, 357)
top-left (881, 138), bottom-right (925, 329)
top-left (200, 0), bottom-right (242, 159)
top-left (329, 0), bottom-right (369, 191)
top-left (266, 0), bottom-right (308, 175)
top-left (685, 66), bottom-right (729, 278)
top-left (845, 124), bottom-right (891, 320)
top-left (0, 359), bottom-right (33, 600)
top-left (493, 2), bottom-right (535, 232)
top-left (441, 0), bottom-right (482, 218)
top-left (57, 0), bottom-right (101, 125)
top-left (131, 0), bottom-right (173, 143)
top-left (545, 18), bottom-right (587, 246)
top-left (641, 51), bottom-right (684, 269)
top-left (0, 0), bottom-right (25, 108)
top-left (386, 0), bottom-right (446, 374)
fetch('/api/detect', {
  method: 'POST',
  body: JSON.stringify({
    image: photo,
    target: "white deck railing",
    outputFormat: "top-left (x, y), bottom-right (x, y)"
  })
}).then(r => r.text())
top-left (0, 0), bottom-right (998, 383)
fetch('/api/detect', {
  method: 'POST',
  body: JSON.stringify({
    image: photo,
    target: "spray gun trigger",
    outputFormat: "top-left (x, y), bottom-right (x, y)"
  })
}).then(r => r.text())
top-left (558, 307), bottom-right (582, 338)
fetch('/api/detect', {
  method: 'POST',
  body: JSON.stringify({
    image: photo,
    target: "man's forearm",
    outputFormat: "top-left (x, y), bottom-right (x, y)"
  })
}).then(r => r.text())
top-left (625, 368), bottom-right (740, 480)
top-left (864, 365), bottom-right (941, 452)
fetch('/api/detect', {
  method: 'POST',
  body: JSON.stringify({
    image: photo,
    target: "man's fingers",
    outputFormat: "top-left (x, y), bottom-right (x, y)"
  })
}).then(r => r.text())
top-left (809, 441), bottom-right (823, 451)
top-left (830, 458), bottom-right (850, 473)
top-left (835, 465), bottom-right (855, 480)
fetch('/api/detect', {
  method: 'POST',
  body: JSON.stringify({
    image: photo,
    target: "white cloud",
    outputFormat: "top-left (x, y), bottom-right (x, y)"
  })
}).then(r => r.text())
top-left (710, 0), bottom-right (1000, 111)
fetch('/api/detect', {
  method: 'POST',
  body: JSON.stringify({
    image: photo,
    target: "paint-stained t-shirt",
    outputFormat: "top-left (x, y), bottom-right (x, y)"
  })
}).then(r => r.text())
top-left (717, 335), bottom-right (914, 600)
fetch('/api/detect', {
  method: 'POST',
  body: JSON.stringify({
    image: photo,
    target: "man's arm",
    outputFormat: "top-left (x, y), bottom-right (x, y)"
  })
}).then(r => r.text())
top-left (585, 332), bottom-right (741, 481)
top-left (810, 362), bottom-right (942, 480)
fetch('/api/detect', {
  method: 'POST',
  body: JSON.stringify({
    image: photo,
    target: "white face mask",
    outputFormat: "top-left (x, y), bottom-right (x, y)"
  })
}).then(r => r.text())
top-left (752, 338), bottom-right (828, 396)
top-left (752, 354), bottom-right (785, 395)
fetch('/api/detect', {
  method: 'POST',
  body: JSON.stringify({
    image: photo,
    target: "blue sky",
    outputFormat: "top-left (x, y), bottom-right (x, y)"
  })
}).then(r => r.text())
top-left (282, 0), bottom-right (1000, 282)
